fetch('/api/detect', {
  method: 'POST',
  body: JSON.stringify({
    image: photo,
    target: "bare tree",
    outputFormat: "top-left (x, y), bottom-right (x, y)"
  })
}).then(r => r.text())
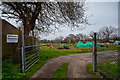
top-left (89, 31), bottom-right (101, 42)
top-left (99, 26), bottom-right (116, 42)
top-left (1, 1), bottom-right (88, 63)
top-left (89, 31), bottom-right (94, 39)
top-left (54, 36), bottom-right (64, 43)
top-left (64, 34), bottom-right (77, 43)
top-left (89, 26), bottom-right (117, 43)
top-left (76, 33), bottom-right (89, 41)
top-left (76, 33), bottom-right (84, 41)
top-left (1, 2), bottom-right (88, 37)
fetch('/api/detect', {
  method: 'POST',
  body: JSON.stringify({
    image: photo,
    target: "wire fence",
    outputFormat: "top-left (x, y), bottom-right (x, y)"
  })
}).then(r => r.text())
top-left (97, 49), bottom-right (120, 79)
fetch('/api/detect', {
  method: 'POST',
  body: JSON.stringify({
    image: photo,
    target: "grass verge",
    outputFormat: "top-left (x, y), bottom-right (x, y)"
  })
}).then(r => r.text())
top-left (97, 60), bottom-right (120, 78)
top-left (87, 60), bottom-right (120, 79)
top-left (87, 64), bottom-right (103, 80)
top-left (52, 63), bottom-right (69, 78)
top-left (2, 55), bottom-right (46, 79)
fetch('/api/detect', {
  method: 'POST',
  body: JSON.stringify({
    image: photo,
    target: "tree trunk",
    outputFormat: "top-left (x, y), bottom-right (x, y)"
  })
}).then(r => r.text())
top-left (12, 19), bottom-right (34, 64)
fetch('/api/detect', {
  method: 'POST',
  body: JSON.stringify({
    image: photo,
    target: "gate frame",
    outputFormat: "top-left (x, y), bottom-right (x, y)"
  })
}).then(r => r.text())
top-left (21, 25), bottom-right (40, 73)
top-left (21, 25), bottom-right (25, 73)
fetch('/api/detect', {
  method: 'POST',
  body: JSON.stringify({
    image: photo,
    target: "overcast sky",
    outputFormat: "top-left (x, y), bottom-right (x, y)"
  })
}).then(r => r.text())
top-left (2, 1), bottom-right (118, 40)
top-left (41, 2), bottom-right (118, 40)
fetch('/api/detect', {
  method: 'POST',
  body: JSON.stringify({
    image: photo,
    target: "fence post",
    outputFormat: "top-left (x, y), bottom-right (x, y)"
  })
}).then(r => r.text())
top-left (92, 33), bottom-right (97, 72)
top-left (21, 25), bottom-right (25, 73)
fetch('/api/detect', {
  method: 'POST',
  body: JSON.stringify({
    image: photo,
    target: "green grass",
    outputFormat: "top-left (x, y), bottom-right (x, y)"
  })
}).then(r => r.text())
top-left (40, 49), bottom-right (67, 60)
top-left (2, 55), bottom-right (46, 79)
top-left (97, 44), bottom-right (119, 51)
top-left (57, 47), bottom-right (92, 54)
top-left (87, 60), bottom-right (120, 79)
top-left (2, 49), bottom-right (67, 79)
top-left (52, 63), bottom-right (69, 78)
top-left (62, 49), bottom-right (91, 54)
top-left (97, 60), bottom-right (120, 78)
top-left (39, 48), bottom-right (91, 61)
top-left (87, 64), bottom-right (97, 75)
top-left (87, 64), bottom-right (101, 80)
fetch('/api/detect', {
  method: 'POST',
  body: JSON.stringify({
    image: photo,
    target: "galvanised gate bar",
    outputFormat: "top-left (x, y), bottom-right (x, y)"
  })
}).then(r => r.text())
top-left (21, 25), bottom-right (40, 73)
top-left (24, 45), bottom-right (40, 72)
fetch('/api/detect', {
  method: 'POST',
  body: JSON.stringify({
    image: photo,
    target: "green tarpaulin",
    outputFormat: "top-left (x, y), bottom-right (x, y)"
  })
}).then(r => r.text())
top-left (76, 41), bottom-right (84, 48)
top-left (76, 41), bottom-right (92, 48)
top-left (84, 41), bottom-right (92, 48)
top-left (114, 41), bottom-right (120, 44)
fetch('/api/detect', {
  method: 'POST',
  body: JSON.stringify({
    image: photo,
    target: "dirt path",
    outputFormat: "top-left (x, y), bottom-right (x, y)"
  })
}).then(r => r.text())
top-left (31, 50), bottom-right (118, 78)
top-left (31, 53), bottom-right (92, 78)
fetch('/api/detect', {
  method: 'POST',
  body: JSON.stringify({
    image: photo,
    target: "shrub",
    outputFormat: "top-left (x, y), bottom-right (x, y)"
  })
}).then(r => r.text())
top-left (58, 47), bottom-right (64, 49)
top-left (100, 45), bottom-right (104, 47)
top-left (63, 45), bottom-right (69, 49)
top-left (105, 45), bottom-right (108, 47)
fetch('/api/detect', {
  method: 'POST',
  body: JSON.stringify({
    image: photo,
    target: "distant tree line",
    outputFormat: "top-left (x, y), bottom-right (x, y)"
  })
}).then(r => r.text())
top-left (40, 26), bottom-right (120, 43)
top-left (89, 26), bottom-right (119, 43)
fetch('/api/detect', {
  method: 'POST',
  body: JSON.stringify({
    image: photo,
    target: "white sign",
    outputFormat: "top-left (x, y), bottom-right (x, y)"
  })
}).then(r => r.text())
top-left (7, 34), bottom-right (18, 43)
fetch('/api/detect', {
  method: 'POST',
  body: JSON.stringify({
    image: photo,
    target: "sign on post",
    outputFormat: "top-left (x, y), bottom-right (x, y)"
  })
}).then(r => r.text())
top-left (7, 34), bottom-right (18, 43)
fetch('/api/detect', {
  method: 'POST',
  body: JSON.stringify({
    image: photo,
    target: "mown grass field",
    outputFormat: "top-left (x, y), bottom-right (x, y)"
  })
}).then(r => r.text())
top-left (2, 44), bottom-right (119, 79)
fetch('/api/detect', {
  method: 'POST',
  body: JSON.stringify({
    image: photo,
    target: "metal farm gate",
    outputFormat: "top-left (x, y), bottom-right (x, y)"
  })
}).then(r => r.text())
top-left (21, 26), bottom-right (40, 73)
